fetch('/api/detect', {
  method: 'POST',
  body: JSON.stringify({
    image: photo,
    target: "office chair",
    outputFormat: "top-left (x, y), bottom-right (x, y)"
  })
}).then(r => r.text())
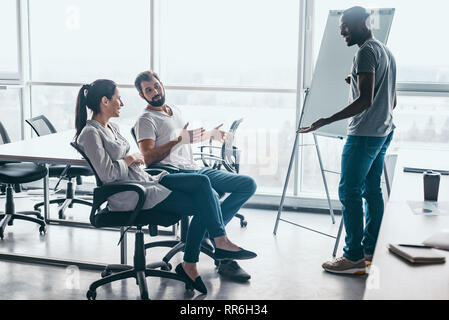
top-left (71, 141), bottom-right (189, 300)
top-left (26, 115), bottom-right (93, 219)
top-left (0, 121), bottom-right (47, 239)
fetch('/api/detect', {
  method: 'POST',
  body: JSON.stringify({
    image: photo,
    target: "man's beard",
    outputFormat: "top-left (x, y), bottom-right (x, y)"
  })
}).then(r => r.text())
top-left (146, 94), bottom-right (165, 107)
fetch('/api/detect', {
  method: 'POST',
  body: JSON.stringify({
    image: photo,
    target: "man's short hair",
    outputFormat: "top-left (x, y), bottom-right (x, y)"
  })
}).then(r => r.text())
top-left (342, 6), bottom-right (371, 23)
top-left (134, 70), bottom-right (161, 95)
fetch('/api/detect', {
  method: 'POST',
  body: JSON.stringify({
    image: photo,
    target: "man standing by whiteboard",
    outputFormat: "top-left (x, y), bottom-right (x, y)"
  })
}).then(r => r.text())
top-left (298, 6), bottom-right (396, 274)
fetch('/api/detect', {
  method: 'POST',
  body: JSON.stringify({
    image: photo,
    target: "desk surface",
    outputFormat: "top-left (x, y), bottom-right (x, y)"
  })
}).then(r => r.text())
top-left (364, 147), bottom-right (449, 300)
top-left (0, 126), bottom-right (137, 165)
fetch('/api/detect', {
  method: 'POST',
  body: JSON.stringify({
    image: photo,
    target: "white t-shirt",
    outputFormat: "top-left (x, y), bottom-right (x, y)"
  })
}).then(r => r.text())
top-left (134, 105), bottom-right (200, 170)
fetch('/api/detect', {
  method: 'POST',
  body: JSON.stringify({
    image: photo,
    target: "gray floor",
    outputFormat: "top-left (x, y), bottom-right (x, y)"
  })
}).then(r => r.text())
top-left (0, 191), bottom-right (367, 300)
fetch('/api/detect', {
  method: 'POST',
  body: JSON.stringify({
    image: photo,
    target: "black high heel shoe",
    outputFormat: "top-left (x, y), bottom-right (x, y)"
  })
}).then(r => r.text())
top-left (175, 263), bottom-right (208, 294)
top-left (214, 247), bottom-right (257, 261)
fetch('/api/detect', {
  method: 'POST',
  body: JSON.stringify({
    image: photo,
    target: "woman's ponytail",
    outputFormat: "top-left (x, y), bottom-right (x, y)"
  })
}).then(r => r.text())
top-left (74, 84), bottom-right (90, 141)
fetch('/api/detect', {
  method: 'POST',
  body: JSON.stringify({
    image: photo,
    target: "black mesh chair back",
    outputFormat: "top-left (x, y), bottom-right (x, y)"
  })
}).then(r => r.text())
top-left (221, 118), bottom-right (243, 173)
top-left (130, 126), bottom-right (138, 144)
top-left (26, 115), bottom-right (57, 136)
top-left (70, 142), bottom-right (103, 187)
top-left (0, 122), bottom-right (12, 166)
top-left (0, 121), bottom-right (11, 145)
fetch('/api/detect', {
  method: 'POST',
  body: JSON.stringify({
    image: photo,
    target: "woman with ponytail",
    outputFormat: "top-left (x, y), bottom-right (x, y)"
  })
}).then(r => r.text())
top-left (74, 79), bottom-right (256, 295)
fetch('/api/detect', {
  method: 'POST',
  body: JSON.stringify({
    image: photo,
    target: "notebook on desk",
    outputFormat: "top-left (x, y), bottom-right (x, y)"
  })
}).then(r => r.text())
top-left (403, 167), bottom-right (449, 175)
top-left (388, 244), bottom-right (446, 264)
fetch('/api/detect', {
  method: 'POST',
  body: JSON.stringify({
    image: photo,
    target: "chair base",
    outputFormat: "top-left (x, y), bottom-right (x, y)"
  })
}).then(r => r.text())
top-left (88, 228), bottom-right (187, 300)
top-left (87, 267), bottom-right (187, 300)
top-left (0, 213), bottom-right (46, 240)
top-left (34, 197), bottom-right (92, 219)
top-left (33, 179), bottom-right (92, 219)
top-left (0, 185), bottom-right (46, 239)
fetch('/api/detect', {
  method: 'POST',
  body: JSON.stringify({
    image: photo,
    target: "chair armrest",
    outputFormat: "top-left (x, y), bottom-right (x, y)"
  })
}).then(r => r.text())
top-left (90, 182), bottom-right (147, 226)
top-left (198, 145), bottom-right (222, 151)
top-left (144, 168), bottom-right (165, 175)
top-left (146, 164), bottom-right (180, 173)
top-left (192, 152), bottom-right (223, 162)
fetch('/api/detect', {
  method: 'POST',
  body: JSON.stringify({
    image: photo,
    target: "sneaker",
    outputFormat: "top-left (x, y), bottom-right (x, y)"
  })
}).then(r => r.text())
top-left (217, 260), bottom-right (251, 282)
top-left (364, 254), bottom-right (373, 267)
top-left (322, 256), bottom-right (366, 275)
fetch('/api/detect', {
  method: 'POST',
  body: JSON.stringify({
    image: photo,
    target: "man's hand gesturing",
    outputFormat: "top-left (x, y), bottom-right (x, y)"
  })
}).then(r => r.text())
top-left (177, 122), bottom-right (206, 145)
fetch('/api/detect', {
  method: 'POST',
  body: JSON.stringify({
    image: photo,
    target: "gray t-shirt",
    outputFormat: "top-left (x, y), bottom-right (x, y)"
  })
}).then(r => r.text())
top-left (134, 105), bottom-right (200, 170)
top-left (347, 38), bottom-right (396, 137)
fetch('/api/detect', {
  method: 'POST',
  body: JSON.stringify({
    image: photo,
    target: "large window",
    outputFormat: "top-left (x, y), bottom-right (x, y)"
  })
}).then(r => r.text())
top-left (159, 0), bottom-right (300, 89)
top-left (0, 0), bottom-right (20, 80)
top-left (12, 0), bottom-right (449, 204)
top-left (165, 89), bottom-right (297, 194)
top-left (30, 85), bottom-right (145, 131)
top-left (29, 0), bottom-right (151, 83)
top-left (157, 0), bottom-right (300, 194)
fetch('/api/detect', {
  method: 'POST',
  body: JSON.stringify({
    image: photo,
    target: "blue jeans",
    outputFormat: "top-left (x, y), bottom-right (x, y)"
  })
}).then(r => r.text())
top-left (152, 174), bottom-right (227, 263)
top-left (174, 168), bottom-right (257, 262)
top-left (339, 131), bottom-right (394, 261)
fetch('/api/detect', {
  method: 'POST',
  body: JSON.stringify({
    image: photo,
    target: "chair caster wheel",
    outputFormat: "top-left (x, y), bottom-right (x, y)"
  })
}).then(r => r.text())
top-left (0, 230), bottom-right (3, 240)
top-left (58, 212), bottom-right (66, 220)
top-left (39, 226), bottom-right (46, 235)
top-left (7, 219), bottom-right (14, 226)
top-left (86, 290), bottom-right (97, 300)
top-left (101, 269), bottom-right (112, 278)
top-left (240, 220), bottom-right (247, 228)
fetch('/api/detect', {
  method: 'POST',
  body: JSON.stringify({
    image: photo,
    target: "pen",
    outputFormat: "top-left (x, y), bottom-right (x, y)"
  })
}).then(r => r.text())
top-left (398, 244), bottom-right (433, 249)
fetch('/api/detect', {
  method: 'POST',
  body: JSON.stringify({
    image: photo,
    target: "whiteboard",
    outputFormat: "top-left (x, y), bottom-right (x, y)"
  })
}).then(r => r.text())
top-left (300, 8), bottom-right (395, 138)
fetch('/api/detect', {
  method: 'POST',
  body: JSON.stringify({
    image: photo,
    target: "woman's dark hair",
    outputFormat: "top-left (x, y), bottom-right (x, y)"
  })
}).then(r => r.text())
top-left (75, 79), bottom-right (117, 141)
top-left (134, 70), bottom-right (161, 95)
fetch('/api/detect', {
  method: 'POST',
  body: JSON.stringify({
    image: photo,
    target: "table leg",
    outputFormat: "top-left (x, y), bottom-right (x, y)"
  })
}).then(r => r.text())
top-left (120, 227), bottom-right (127, 265)
top-left (43, 164), bottom-right (50, 222)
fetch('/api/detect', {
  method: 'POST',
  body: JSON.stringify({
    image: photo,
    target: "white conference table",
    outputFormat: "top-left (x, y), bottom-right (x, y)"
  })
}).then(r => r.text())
top-left (364, 147), bottom-right (449, 300)
top-left (0, 127), bottom-right (153, 269)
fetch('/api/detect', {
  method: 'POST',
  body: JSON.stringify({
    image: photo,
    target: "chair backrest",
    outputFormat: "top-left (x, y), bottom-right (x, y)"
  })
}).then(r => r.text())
top-left (130, 126), bottom-right (138, 145)
top-left (26, 115), bottom-right (57, 136)
top-left (70, 142), bottom-right (103, 187)
top-left (0, 121), bottom-right (11, 145)
top-left (221, 118), bottom-right (243, 173)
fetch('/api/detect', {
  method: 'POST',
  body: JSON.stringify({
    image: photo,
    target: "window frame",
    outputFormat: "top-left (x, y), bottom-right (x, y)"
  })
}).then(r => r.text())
top-left (0, 0), bottom-right (23, 84)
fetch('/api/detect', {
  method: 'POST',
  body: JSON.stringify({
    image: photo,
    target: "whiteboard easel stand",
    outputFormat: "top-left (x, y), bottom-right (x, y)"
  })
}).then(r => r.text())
top-left (273, 88), bottom-right (344, 257)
